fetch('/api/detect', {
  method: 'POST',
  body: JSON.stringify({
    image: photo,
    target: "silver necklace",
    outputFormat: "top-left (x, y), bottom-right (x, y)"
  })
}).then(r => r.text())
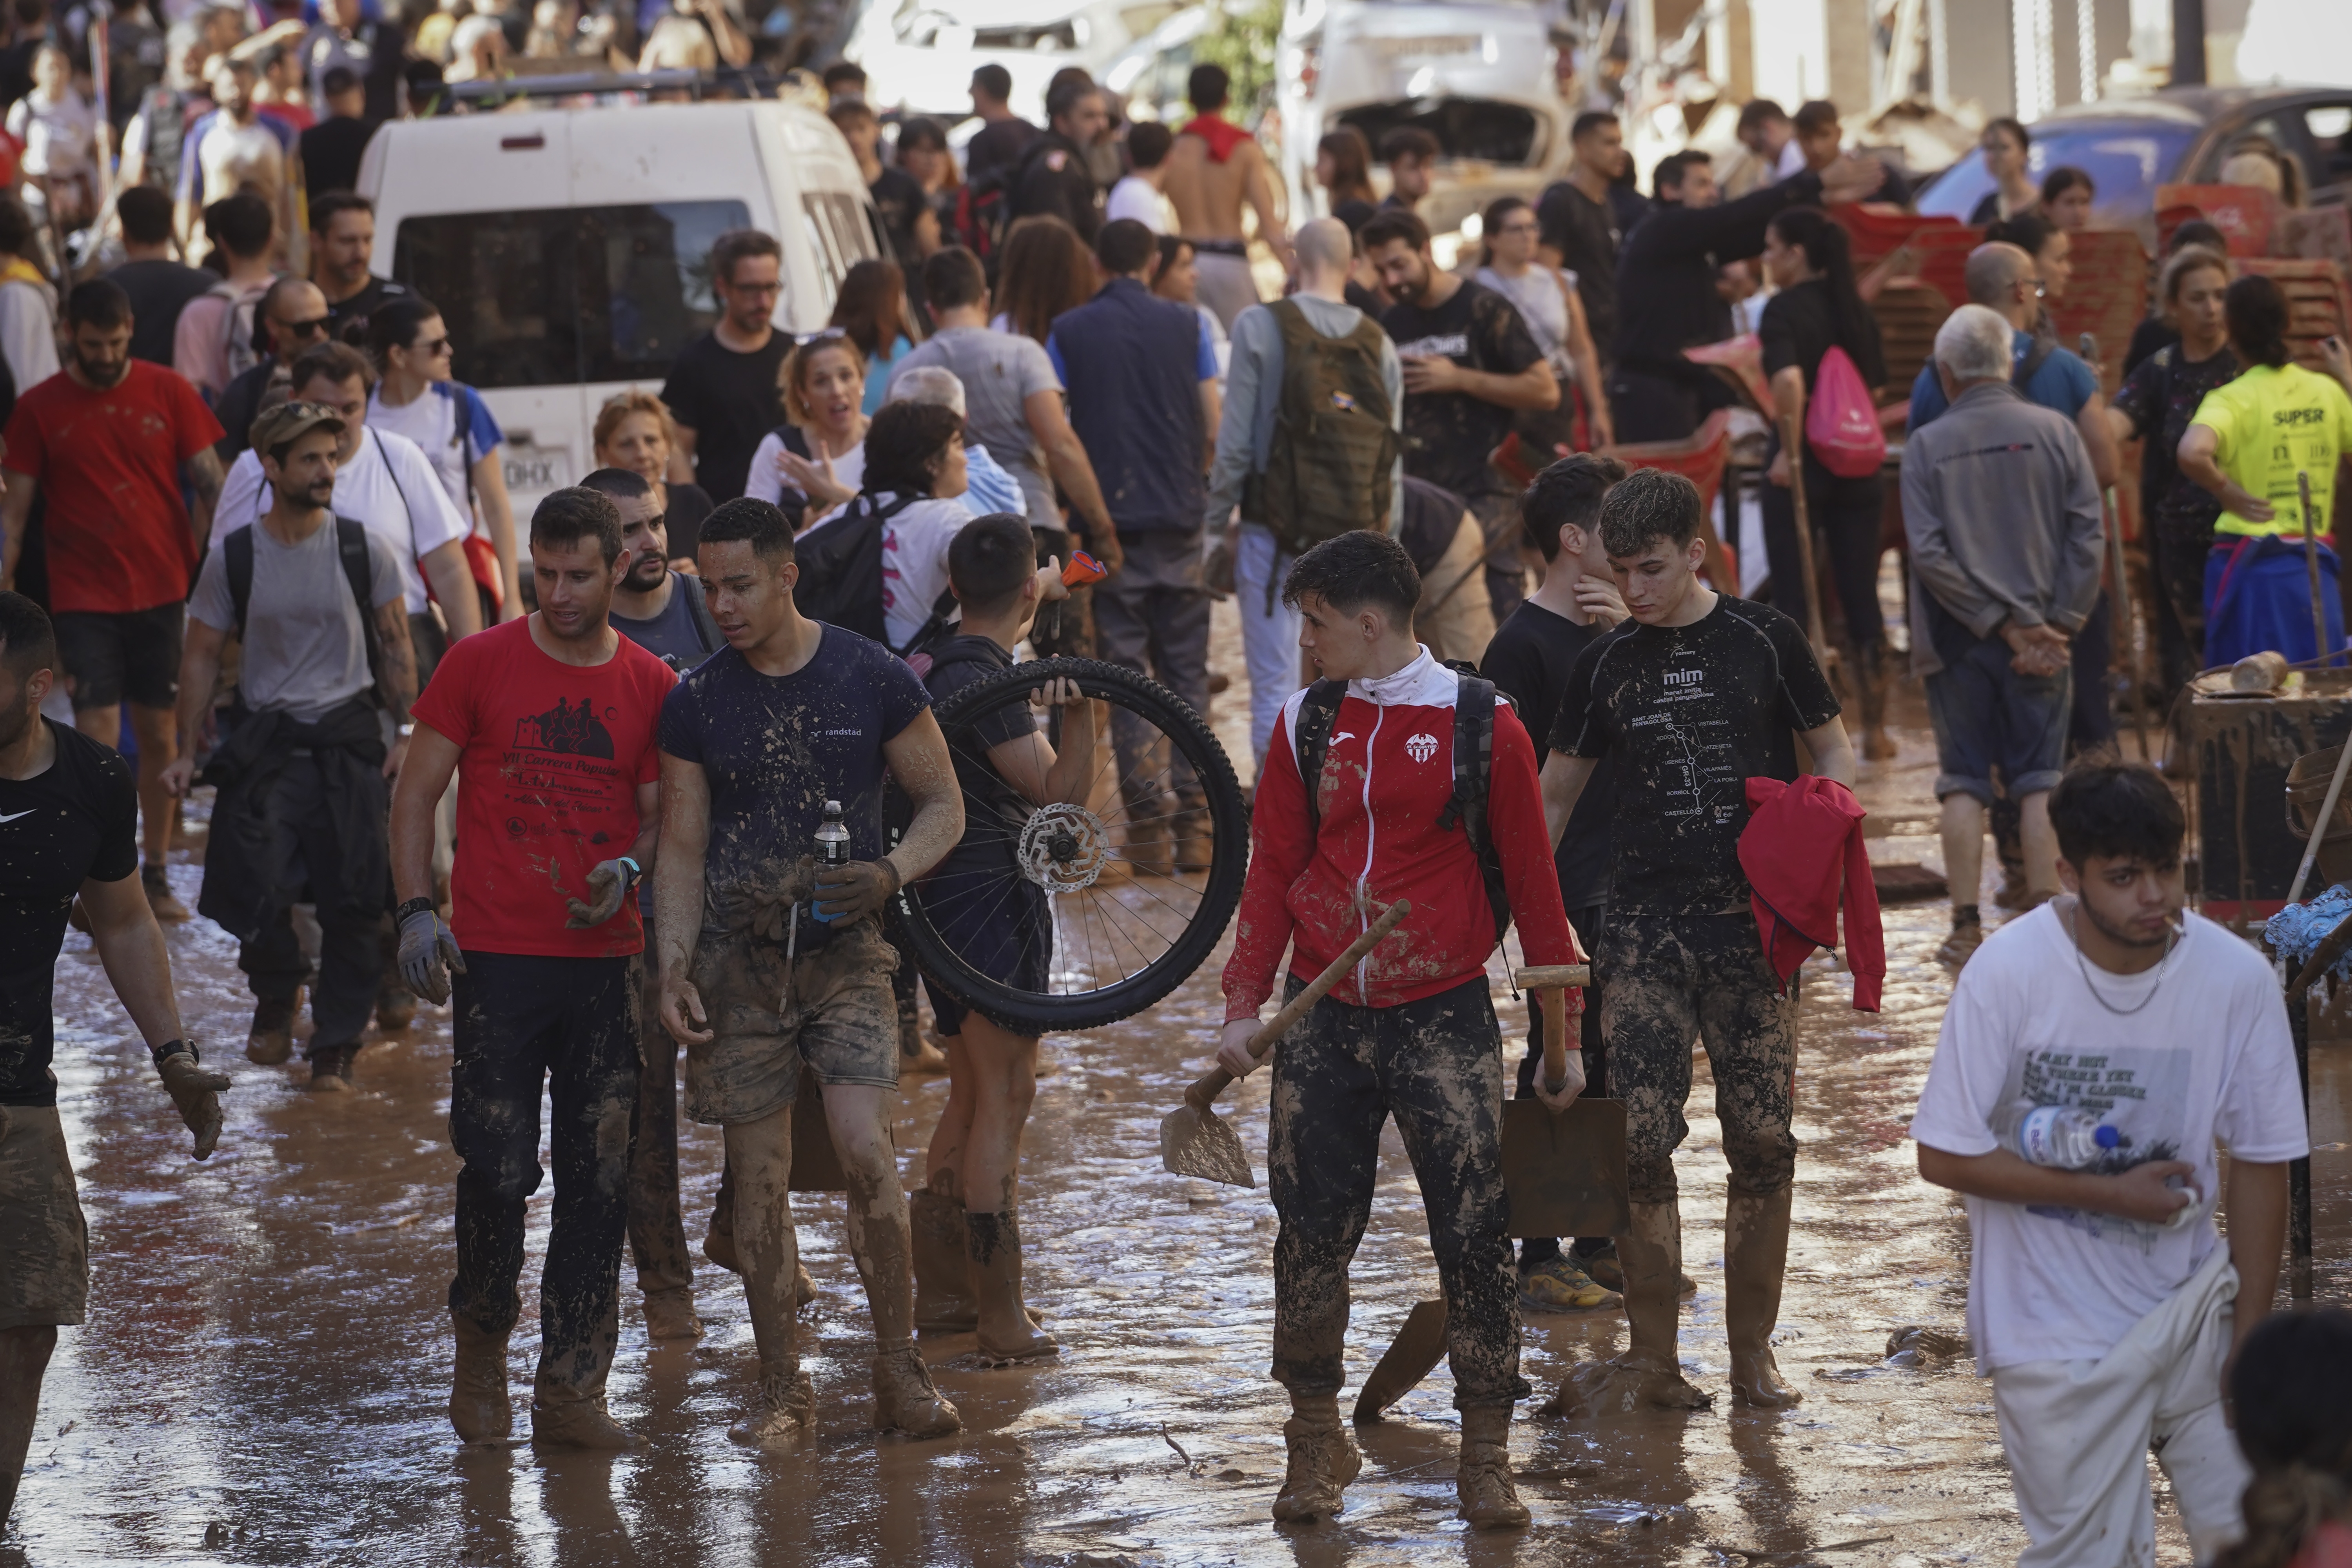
top-left (2065, 903), bottom-right (2181, 1016)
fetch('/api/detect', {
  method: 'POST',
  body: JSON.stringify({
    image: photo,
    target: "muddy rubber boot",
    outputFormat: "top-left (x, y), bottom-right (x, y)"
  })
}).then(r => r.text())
top-left (1271, 1392), bottom-right (1360, 1524)
top-left (374, 978), bottom-right (417, 1033)
top-left (1724, 1186), bottom-right (1802, 1408)
top-left (641, 1289), bottom-right (702, 1341)
top-left (1548, 1198), bottom-right (1711, 1416)
top-left (911, 1189), bottom-right (978, 1332)
top-left (871, 1345), bottom-right (962, 1439)
top-left (967, 1209), bottom-right (1058, 1365)
top-left (450, 1317), bottom-right (514, 1446)
top-left (730, 1363), bottom-right (816, 1451)
top-left (531, 1369), bottom-right (640, 1450)
top-left (1455, 1406), bottom-right (1530, 1530)
top-left (1855, 641), bottom-right (1897, 761)
top-left (247, 994), bottom-right (296, 1065)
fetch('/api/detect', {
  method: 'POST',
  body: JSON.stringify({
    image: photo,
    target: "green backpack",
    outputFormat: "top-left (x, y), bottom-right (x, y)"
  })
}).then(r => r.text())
top-left (1243, 300), bottom-right (1398, 556)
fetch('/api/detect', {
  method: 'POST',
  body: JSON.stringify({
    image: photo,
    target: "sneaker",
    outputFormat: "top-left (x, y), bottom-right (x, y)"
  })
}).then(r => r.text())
top-left (1517, 1255), bottom-right (1619, 1313)
top-left (142, 864), bottom-right (189, 924)
top-left (248, 995), bottom-right (297, 1065)
top-left (1579, 1245), bottom-right (1623, 1294)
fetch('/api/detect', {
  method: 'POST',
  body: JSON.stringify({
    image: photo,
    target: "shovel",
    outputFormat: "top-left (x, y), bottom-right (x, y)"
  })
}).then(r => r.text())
top-left (1158, 899), bottom-right (1412, 1186)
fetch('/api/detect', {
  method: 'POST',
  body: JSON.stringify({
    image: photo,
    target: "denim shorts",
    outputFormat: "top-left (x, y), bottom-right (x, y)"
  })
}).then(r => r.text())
top-left (1924, 634), bottom-right (2073, 805)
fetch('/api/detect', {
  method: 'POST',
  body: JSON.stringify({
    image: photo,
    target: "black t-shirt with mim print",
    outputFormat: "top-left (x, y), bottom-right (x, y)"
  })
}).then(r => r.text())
top-left (1550, 594), bottom-right (1840, 915)
top-left (1383, 278), bottom-right (1544, 503)
top-left (1, 720), bottom-right (139, 1105)
top-left (1481, 600), bottom-right (1618, 912)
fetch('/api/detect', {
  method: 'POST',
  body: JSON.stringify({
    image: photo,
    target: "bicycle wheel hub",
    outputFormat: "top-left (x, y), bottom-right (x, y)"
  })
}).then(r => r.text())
top-left (1018, 803), bottom-right (1109, 893)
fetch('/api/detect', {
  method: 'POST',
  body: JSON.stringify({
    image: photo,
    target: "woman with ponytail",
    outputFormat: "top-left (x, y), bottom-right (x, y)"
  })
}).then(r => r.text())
top-left (2221, 1310), bottom-right (2352, 1568)
top-left (1757, 204), bottom-right (1895, 757)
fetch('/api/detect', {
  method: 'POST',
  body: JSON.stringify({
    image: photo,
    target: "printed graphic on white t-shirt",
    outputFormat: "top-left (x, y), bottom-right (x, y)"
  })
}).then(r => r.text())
top-left (2000, 1043), bottom-right (2190, 1254)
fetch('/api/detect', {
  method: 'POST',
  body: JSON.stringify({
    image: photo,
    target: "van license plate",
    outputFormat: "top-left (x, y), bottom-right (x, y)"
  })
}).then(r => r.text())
top-left (503, 439), bottom-right (572, 495)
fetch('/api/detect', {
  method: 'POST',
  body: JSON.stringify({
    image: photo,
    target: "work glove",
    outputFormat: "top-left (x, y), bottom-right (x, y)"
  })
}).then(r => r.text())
top-left (153, 1043), bottom-right (229, 1160)
top-left (813, 858), bottom-right (900, 925)
top-left (399, 906), bottom-right (467, 1004)
top-left (566, 857), bottom-right (639, 929)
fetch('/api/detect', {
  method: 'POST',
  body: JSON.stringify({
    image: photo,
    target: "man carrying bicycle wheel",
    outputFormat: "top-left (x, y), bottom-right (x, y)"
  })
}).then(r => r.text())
top-left (1216, 530), bottom-right (1587, 1531)
top-left (651, 497), bottom-right (969, 1453)
top-left (909, 513), bottom-right (1095, 1364)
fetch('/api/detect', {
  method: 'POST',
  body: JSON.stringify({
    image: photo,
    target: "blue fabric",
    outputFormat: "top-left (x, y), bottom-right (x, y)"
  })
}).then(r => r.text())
top-left (1922, 633), bottom-right (2073, 805)
top-left (962, 445), bottom-right (1026, 519)
top-left (1043, 278), bottom-right (1209, 533)
top-left (2266, 883), bottom-right (2352, 984)
top-left (445, 382), bottom-right (504, 461)
top-left (176, 109), bottom-right (297, 204)
top-left (2202, 535), bottom-right (2346, 669)
top-left (862, 338), bottom-right (914, 415)
top-left (1909, 330), bottom-right (2098, 430)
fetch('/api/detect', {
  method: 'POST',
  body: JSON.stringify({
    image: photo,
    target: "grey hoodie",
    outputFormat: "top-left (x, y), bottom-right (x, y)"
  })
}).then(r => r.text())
top-left (1900, 379), bottom-right (2104, 678)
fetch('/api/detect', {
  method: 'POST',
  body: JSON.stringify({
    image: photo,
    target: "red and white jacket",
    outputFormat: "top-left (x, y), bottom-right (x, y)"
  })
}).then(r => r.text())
top-left (1221, 649), bottom-right (1583, 1022)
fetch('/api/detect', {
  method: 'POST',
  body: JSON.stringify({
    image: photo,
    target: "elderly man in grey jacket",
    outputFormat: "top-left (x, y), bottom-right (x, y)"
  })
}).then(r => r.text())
top-left (1203, 218), bottom-right (1404, 767)
top-left (1903, 303), bottom-right (2105, 966)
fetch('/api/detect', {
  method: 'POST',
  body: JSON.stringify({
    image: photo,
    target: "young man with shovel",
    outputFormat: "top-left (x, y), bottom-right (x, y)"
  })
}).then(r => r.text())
top-left (1216, 528), bottom-right (1587, 1530)
top-left (1539, 468), bottom-right (1852, 1413)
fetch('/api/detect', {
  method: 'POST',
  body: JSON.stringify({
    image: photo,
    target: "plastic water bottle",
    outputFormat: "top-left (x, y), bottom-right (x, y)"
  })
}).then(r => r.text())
top-left (1992, 1100), bottom-right (2121, 1169)
top-left (816, 800), bottom-right (850, 871)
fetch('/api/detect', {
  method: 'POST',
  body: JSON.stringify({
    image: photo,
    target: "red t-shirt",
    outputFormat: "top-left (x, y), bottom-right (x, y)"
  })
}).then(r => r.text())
top-left (2, 361), bottom-right (223, 614)
top-left (410, 617), bottom-right (677, 959)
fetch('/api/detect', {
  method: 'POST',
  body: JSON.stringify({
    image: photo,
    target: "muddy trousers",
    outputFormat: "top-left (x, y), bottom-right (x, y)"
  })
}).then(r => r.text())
top-left (1595, 913), bottom-right (1797, 1205)
top-left (628, 923), bottom-right (694, 1303)
top-left (448, 953), bottom-right (640, 1392)
top-left (1267, 975), bottom-right (1526, 1412)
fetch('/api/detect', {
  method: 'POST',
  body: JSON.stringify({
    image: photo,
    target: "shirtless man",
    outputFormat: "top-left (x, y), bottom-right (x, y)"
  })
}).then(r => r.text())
top-left (1161, 63), bottom-right (1290, 330)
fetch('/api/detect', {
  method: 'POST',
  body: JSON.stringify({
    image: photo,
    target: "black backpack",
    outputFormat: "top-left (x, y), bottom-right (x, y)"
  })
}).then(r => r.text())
top-left (789, 490), bottom-right (958, 657)
top-left (1292, 666), bottom-right (1514, 947)
top-left (222, 517), bottom-right (383, 701)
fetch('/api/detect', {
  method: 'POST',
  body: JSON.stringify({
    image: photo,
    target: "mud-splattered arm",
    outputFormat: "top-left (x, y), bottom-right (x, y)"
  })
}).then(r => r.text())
top-left (654, 751), bottom-right (710, 986)
top-left (880, 708), bottom-right (966, 886)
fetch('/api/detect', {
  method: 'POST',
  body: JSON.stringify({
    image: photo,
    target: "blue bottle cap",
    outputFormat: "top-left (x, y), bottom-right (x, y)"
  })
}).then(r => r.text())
top-left (2094, 1124), bottom-right (2121, 1149)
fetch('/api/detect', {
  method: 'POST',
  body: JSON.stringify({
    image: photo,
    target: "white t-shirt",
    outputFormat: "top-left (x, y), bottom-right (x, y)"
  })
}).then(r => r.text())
top-left (1105, 174), bottom-right (1168, 231)
top-left (6, 90), bottom-right (97, 179)
top-left (366, 381), bottom-right (504, 531)
top-left (745, 430), bottom-right (865, 528)
top-left (213, 426), bottom-right (472, 613)
top-left (1909, 903), bottom-right (2307, 1373)
top-left (876, 494), bottom-right (970, 650)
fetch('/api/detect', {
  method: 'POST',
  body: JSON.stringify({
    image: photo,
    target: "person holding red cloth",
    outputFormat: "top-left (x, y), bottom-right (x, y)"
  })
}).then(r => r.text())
top-left (1216, 529), bottom-right (1586, 1534)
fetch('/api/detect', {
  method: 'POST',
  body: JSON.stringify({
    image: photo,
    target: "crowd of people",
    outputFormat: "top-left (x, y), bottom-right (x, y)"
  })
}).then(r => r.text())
top-left (1, 20), bottom-right (2351, 1562)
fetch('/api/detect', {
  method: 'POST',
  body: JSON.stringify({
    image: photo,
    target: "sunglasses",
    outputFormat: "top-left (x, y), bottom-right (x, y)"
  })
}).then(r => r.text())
top-left (277, 315), bottom-right (331, 337)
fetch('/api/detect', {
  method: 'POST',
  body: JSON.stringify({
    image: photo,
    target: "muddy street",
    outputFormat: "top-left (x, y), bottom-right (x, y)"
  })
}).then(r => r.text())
top-left (13, 608), bottom-right (2341, 1568)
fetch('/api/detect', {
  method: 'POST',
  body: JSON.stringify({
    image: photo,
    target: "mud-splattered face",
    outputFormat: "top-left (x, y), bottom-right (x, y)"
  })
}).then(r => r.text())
top-left (1608, 535), bottom-right (1708, 626)
top-left (2059, 852), bottom-right (2185, 951)
top-left (697, 539), bottom-right (798, 650)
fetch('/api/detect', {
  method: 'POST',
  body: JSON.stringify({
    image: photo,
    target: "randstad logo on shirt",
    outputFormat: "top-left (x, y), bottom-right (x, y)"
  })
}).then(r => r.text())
top-left (826, 728), bottom-right (863, 737)
top-left (1406, 732), bottom-right (1439, 763)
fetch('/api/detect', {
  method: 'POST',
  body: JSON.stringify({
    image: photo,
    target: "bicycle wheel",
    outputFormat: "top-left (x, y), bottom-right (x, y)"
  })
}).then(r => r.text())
top-left (889, 657), bottom-right (1248, 1034)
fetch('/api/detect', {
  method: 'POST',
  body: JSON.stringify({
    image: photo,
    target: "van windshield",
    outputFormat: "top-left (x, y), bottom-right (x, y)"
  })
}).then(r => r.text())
top-left (1337, 99), bottom-right (1543, 165)
top-left (394, 200), bottom-right (752, 389)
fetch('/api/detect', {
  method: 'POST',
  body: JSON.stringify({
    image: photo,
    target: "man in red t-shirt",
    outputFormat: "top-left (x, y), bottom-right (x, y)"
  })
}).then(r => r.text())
top-left (388, 488), bottom-right (676, 1452)
top-left (0, 277), bottom-right (225, 922)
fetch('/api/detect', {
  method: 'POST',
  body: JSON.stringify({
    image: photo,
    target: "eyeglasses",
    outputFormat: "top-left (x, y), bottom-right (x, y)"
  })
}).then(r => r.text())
top-left (277, 315), bottom-right (331, 337)
top-left (416, 336), bottom-right (452, 355)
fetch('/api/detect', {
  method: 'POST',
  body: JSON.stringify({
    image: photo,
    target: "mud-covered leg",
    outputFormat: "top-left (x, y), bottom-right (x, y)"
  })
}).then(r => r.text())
top-left (827, 1082), bottom-right (961, 1439)
top-left (1266, 987), bottom-right (1384, 1524)
top-left (446, 959), bottom-right (544, 1446)
top-left (1699, 921), bottom-right (1802, 1409)
top-left (1554, 917), bottom-right (1712, 1415)
top-left (1385, 979), bottom-right (1528, 1529)
top-left (628, 949), bottom-right (701, 1341)
top-left (724, 1102), bottom-right (815, 1450)
top-left (0, 1325), bottom-right (55, 1527)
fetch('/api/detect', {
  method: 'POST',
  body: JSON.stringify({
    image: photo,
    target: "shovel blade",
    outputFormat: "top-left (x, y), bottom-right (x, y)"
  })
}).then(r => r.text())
top-left (1352, 1298), bottom-right (1450, 1423)
top-left (1502, 1097), bottom-right (1630, 1240)
top-left (1159, 1103), bottom-right (1255, 1187)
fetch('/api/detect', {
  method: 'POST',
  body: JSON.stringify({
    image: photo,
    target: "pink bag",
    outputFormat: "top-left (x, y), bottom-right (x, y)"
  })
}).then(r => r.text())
top-left (1804, 345), bottom-right (1887, 479)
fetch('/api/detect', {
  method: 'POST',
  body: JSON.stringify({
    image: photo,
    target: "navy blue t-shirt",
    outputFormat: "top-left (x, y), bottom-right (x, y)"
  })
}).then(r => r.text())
top-left (657, 625), bottom-right (930, 933)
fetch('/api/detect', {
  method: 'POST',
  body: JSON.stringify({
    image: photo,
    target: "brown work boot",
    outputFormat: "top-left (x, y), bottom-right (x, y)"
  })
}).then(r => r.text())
top-left (450, 1316), bottom-right (513, 1446)
top-left (530, 1369), bottom-right (639, 1450)
top-left (1271, 1393), bottom-right (1360, 1524)
top-left (911, 1188), bottom-right (978, 1332)
top-left (374, 978), bottom-right (417, 1033)
top-left (1854, 641), bottom-right (1898, 762)
top-left (307, 1041), bottom-right (358, 1093)
top-left (247, 993), bottom-right (296, 1065)
top-left (1170, 789), bottom-right (1215, 874)
top-left (142, 863), bottom-right (189, 924)
top-left (1455, 1406), bottom-right (1530, 1530)
top-left (871, 1345), bottom-right (961, 1439)
top-left (641, 1288), bottom-right (702, 1341)
top-left (1547, 1198), bottom-right (1712, 1416)
top-left (967, 1209), bottom-right (1058, 1365)
top-left (730, 1363), bottom-right (816, 1451)
top-left (1724, 1187), bottom-right (1802, 1408)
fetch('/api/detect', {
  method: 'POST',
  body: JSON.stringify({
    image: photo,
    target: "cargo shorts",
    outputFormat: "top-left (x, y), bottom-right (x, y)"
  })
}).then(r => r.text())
top-left (683, 915), bottom-right (901, 1126)
top-left (0, 1103), bottom-right (89, 1330)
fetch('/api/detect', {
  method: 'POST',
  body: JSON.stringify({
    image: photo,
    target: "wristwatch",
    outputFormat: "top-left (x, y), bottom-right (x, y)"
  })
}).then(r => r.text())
top-left (395, 895), bottom-right (437, 924)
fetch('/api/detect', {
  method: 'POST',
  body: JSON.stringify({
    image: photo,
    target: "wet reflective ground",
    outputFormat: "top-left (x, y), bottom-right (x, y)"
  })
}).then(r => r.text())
top-left (12, 613), bottom-right (2334, 1567)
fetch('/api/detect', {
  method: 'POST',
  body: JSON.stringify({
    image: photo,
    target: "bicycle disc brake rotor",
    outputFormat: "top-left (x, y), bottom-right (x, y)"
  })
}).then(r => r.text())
top-left (1017, 801), bottom-right (1109, 893)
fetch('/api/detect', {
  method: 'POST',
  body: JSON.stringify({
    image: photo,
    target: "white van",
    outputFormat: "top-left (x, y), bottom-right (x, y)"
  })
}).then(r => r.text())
top-left (847, 0), bottom-right (1175, 122)
top-left (1275, 0), bottom-right (1574, 248)
top-left (359, 95), bottom-right (882, 514)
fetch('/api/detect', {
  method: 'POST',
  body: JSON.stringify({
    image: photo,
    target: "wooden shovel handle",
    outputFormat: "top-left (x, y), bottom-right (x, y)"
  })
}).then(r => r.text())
top-left (1184, 899), bottom-right (1413, 1111)
top-left (1540, 989), bottom-right (1570, 1094)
